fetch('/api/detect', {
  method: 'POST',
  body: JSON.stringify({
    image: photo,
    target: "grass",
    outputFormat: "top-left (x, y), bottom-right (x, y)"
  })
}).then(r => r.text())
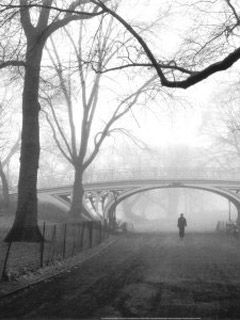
top-left (0, 200), bottom-right (106, 281)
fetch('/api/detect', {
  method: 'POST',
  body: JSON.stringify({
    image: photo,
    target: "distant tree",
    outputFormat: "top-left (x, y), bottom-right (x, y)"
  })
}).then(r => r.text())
top-left (0, 139), bottom-right (20, 210)
top-left (202, 78), bottom-right (240, 169)
top-left (0, 96), bottom-right (20, 210)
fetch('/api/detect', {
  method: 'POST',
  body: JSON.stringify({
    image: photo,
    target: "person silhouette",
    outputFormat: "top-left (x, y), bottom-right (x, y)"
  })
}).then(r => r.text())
top-left (177, 213), bottom-right (187, 239)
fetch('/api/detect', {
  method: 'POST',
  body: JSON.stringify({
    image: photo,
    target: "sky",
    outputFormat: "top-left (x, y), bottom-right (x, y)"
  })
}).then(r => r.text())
top-left (1, 4), bottom-right (239, 172)
top-left (1, 0), bottom-right (237, 172)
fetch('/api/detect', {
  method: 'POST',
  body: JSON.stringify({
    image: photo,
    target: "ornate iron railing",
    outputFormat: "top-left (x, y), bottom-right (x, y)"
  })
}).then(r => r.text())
top-left (83, 167), bottom-right (240, 183)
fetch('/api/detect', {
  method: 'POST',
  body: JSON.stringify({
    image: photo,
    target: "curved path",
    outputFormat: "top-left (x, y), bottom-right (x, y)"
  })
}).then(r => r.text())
top-left (1, 233), bottom-right (240, 319)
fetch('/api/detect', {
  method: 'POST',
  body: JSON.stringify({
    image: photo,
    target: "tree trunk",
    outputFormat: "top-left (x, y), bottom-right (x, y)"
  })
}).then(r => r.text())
top-left (5, 42), bottom-right (43, 242)
top-left (0, 161), bottom-right (9, 210)
top-left (69, 167), bottom-right (91, 220)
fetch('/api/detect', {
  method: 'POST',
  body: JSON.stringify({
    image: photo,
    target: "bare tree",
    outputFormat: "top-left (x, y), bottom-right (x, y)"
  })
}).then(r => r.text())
top-left (0, 0), bottom-right (105, 241)
top-left (40, 15), bottom-right (158, 218)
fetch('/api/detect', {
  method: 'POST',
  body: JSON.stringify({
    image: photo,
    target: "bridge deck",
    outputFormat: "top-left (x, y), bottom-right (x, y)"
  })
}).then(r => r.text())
top-left (36, 178), bottom-right (240, 194)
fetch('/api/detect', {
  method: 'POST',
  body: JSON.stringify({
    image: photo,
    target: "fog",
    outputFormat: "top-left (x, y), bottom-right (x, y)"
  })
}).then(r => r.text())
top-left (1, 0), bottom-right (240, 236)
top-left (116, 189), bottom-right (236, 233)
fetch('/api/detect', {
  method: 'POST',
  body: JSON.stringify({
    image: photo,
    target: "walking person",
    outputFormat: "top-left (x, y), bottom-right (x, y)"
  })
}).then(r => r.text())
top-left (178, 213), bottom-right (187, 239)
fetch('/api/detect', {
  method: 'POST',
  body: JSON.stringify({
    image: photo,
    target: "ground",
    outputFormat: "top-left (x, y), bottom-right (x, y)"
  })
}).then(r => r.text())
top-left (0, 232), bottom-right (240, 319)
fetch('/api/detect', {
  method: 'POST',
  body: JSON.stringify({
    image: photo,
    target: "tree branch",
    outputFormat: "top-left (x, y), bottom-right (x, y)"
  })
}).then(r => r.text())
top-left (48, 38), bottom-right (78, 157)
top-left (0, 2), bottom-right (99, 16)
top-left (37, 0), bottom-right (53, 31)
top-left (2, 134), bottom-right (21, 167)
top-left (83, 75), bottom-right (156, 168)
top-left (225, 0), bottom-right (240, 25)
top-left (97, 62), bottom-right (196, 75)
top-left (0, 60), bottom-right (25, 69)
top-left (19, 0), bottom-right (34, 36)
top-left (41, 109), bottom-right (74, 164)
top-left (92, 0), bottom-right (240, 89)
top-left (44, 10), bottom-right (104, 39)
top-left (40, 94), bottom-right (75, 162)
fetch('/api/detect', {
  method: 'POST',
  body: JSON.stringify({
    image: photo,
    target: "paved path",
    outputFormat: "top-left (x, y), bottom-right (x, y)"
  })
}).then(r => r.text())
top-left (1, 233), bottom-right (240, 319)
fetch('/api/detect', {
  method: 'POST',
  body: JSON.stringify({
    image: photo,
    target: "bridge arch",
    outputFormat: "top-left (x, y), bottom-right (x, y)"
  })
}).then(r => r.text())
top-left (105, 184), bottom-right (240, 224)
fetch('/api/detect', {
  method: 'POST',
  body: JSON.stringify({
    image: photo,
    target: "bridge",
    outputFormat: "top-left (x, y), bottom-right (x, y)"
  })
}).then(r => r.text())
top-left (4, 168), bottom-right (240, 318)
top-left (34, 167), bottom-right (240, 225)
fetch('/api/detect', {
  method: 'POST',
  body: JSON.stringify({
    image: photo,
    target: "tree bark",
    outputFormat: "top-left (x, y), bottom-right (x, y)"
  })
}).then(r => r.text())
top-left (5, 41), bottom-right (44, 242)
top-left (0, 161), bottom-right (9, 210)
top-left (70, 168), bottom-right (84, 218)
top-left (69, 166), bottom-right (92, 220)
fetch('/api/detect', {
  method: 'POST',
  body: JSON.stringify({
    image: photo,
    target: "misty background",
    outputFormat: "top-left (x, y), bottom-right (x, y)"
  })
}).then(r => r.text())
top-left (1, 0), bottom-right (240, 233)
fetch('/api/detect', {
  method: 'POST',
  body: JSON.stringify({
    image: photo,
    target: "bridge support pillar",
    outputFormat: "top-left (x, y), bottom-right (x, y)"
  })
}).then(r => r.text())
top-left (109, 207), bottom-right (117, 231)
top-left (95, 192), bottom-right (101, 217)
top-left (235, 203), bottom-right (240, 227)
top-left (100, 193), bottom-right (109, 220)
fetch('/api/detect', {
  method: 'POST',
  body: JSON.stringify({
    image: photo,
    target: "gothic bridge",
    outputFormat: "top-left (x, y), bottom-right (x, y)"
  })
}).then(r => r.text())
top-left (36, 167), bottom-right (240, 225)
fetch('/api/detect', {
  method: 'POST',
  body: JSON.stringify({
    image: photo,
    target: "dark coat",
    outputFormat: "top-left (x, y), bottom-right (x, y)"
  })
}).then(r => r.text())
top-left (178, 216), bottom-right (187, 229)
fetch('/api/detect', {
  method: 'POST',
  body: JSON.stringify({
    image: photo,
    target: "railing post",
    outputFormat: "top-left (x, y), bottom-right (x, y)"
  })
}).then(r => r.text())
top-left (1, 241), bottom-right (12, 280)
top-left (71, 225), bottom-right (76, 257)
top-left (40, 221), bottom-right (46, 268)
top-left (99, 221), bottom-right (102, 243)
top-left (77, 223), bottom-right (81, 253)
top-left (48, 224), bottom-right (56, 265)
top-left (88, 221), bottom-right (93, 248)
top-left (62, 223), bottom-right (67, 259)
top-left (104, 219), bottom-right (108, 239)
top-left (80, 222), bottom-right (85, 250)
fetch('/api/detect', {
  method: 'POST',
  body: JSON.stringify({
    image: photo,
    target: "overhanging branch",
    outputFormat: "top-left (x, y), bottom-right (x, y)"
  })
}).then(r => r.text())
top-left (92, 0), bottom-right (240, 89)
top-left (97, 62), bottom-right (196, 75)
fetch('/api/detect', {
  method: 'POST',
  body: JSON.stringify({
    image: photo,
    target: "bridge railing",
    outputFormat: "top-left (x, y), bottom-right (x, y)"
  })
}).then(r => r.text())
top-left (83, 167), bottom-right (240, 183)
top-left (18, 166), bottom-right (240, 192)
